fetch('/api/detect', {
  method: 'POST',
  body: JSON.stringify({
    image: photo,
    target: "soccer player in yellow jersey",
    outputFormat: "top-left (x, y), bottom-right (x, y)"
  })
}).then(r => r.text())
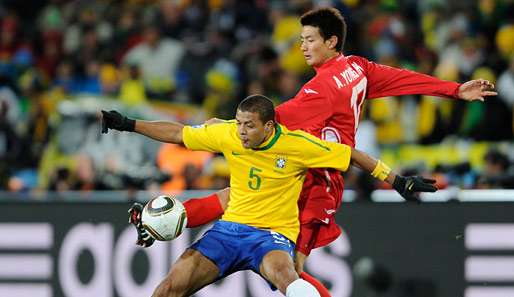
top-left (101, 95), bottom-right (437, 297)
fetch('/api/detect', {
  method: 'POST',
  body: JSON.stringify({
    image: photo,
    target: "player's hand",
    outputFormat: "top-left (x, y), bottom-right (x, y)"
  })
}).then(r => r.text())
top-left (101, 110), bottom-right (135, 134)
top-left (392, 175), bottom-right (437, 202)
top-left (457, 79), bottom-right (497, 102)
top-left (128, 203), bottom-right (155, 248)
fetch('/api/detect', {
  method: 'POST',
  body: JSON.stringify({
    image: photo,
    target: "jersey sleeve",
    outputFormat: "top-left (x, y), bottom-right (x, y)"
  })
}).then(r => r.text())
top-left (275, 81), bottom-right (333, 131)
top-left (350, 56), bottom-right (461, 99)
top-left (292, 131), bottom-right (351, 172)
top-left (182, 123), bottom-right (227, 152)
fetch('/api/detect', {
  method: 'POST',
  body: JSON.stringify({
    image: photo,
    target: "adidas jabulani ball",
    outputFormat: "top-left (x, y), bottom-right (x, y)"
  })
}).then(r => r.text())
top-left (141, 195), bottom-right (188, 241)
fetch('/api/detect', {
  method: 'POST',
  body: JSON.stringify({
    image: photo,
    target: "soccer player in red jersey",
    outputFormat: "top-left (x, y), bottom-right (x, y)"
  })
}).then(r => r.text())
top-left (128, 7), bottom-right (497, 297)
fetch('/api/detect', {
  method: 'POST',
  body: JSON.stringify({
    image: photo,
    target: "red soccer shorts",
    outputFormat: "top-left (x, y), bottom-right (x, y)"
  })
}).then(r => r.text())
top-left (295, 168), bottom-right (344, 256)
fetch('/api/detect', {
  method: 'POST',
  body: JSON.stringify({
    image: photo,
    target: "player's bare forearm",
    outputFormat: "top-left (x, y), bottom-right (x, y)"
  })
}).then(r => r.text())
top-left (135, 120), bottom-right (184, 144)
top-left (350, 148), bottom-right (396, 184)
top-left (101, 110), bottom-right (183, 144)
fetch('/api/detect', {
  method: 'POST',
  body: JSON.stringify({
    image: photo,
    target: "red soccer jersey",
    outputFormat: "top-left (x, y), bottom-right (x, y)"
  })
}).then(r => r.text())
top-left (275, 54), bottom-right (461, 147)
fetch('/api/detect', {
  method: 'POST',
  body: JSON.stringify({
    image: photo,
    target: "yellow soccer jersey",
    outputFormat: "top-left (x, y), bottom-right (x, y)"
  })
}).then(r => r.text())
top-left (182, 121), bottom-right (351, 242)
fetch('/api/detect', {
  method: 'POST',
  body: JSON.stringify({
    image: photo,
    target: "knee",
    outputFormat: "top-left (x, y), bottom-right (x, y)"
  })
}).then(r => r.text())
top-left (269, 265), bottom-right (299, 292)
top-left (153, 278), bottom-right (188, 297)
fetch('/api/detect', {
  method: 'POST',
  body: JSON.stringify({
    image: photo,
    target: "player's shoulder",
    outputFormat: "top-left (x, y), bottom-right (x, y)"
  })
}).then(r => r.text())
top-left (284, 79), bottom-right (323, 101)
top-left (189, 120), bottom-right (236, 134)
top-left (192, 119), bottom-right (235, 127)
top-left (345, 54), bottom-right (368, 63)
top-left (213, 120), bottom-right (237, 132)
top-left (280, 126), bottom-right (330, 149)
top-left (300, 74), bottom-right (329, 95)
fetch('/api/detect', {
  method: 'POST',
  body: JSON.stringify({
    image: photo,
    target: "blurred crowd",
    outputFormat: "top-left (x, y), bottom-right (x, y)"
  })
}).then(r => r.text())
top-left (1, 0), bottom-right (514, 198)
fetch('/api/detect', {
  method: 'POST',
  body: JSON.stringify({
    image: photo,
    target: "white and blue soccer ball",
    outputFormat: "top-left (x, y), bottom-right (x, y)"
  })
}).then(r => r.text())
top-left (141, 195), bottom-right (188, 241)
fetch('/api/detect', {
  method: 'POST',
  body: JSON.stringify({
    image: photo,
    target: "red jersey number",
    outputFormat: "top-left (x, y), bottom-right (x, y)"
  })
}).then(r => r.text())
top-left (350, 77), bottom-right (368, 132)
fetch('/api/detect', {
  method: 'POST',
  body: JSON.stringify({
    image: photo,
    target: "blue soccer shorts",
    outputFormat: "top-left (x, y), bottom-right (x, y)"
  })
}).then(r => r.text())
top-left (190, 220), bottom-right (295, 283)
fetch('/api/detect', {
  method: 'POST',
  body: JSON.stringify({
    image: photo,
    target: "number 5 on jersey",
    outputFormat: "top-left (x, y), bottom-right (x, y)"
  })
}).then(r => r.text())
top-left (350, 77), bottom-right (368, 132)
top-left (248, 167), bottom-right (262, 190)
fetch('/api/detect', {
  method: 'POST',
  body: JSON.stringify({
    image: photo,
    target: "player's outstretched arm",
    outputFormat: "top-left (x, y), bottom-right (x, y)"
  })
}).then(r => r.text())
top-left (101, 110), bottom-right (184, 144)
top-left (359, 56), bottom-right (497, 101)
top-left (350, 148), bottom-right (437, 201)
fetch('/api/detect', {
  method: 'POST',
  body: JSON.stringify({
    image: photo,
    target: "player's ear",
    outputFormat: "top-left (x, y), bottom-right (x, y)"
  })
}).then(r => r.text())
top-left (326, 35), bottom-right (338, 50)
top-left (264, 120), bottom-right (274, 132)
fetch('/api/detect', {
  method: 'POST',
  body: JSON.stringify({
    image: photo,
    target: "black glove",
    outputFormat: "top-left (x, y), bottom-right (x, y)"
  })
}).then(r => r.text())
top-left (101, 110), bottom-right (135, 134)
top-left (128, 203), bottom-right (155, 248)
top-left (392, 175), bottom-right (437, 202)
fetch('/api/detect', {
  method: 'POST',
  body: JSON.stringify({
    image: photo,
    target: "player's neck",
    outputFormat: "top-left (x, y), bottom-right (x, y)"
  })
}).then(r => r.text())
top-left (263, 126), bottom-right (275, 143)
top-left (257, 125), bottom-right (276, 148)
top-left (313, 51), bottom-right (341, 70)
top-left (320, 51), bottom-right (340, 65)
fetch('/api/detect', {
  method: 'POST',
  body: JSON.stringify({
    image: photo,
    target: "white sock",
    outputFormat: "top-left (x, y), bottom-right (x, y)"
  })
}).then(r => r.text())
top-left (285, 279), bottom-right (321, 297)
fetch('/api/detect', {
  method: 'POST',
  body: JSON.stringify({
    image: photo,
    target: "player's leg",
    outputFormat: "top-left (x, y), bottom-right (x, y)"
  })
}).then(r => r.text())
top-left (183, 187), bottom-right (230, 227)
top-left (128, 188), bottom-right (231, 249)
top-left (294, 171), bottom-right (344, 297)
top-left (295, 223), bottom-right (332, 297)
top-left (259, 250), bottom-right (320, 297)
top-left (295, 222), bottom-right (320, 274)
top-left (152, 248), bottom-right (219, 297)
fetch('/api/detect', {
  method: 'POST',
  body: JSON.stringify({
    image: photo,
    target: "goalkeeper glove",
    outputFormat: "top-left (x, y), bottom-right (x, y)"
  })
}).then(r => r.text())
top-left (128, 203), bottom-right (155, 248)
top-left (392, 175), bottom-right (437, 202)
top-left (101, 110), bottom-right (135, 133)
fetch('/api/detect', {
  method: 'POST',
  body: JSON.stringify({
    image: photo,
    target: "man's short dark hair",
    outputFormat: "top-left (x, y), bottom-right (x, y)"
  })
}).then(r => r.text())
top-left (237, 94), bottom-right (275, 124)
top-left (300, 7), bottom-right (347, 52)
top-left (485, 149), bottom-right (510, 170)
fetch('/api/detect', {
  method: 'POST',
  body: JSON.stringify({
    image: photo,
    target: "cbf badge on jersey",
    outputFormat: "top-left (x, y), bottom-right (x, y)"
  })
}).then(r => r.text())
top-left (274, 155), bottom-right (287, 169)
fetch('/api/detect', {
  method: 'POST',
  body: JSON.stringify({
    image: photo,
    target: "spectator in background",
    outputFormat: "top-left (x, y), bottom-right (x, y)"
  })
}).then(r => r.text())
top-left (204, 156), bottom-right (230, 189)
top-left (202, 59), bottom-right (239, 119)
top-left (111, 7), bottom-right (140, 63)
top-left (158, 0), bottom-right (186, 39)
top-left (53, 60), bottom-right (79, 94)
top-left (118, 64), bottom-right (147, 106)
top-left (176, 30), bottom-right (221, 104)
top-left (0, 101), bottom-right (20, 188)
top-left (99, 63), bottom-right (119, 95)
top-left (277, 70), bottom-right (301, 101)
top-left (0, 77), bottom-right (22, 127)
top-left (18, 71), bottom-right (51, 170)
top-left (497, 56), bottom-right (514, 135)
top-left (123, 24), bottom-right (185, 99)
top-left (254, 46), bottom-right (282, 99)
top-left (498, 56), bottom-right (514, 106)
top-left (48, 167), bottom-right (74, 192)
top-left (77, 60), bottom-right (101, 95)
top-left (156, 143), bottom-right (212, 192)
top-left (36, 31), bottom-right (62, 79)
top-left (0, 16), bottom-right (18, 63)
top-left (74, 26), bottom-right (105, 74)
top-left (477, 149), bottom-right (514, 189)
